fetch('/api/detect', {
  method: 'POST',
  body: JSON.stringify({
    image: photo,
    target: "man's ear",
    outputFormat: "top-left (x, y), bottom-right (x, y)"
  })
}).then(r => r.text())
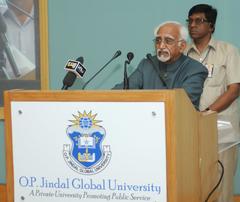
top-left (178, 41), bottom-right (187, 53)
top-left (209, 23), bottom-right (215, 33)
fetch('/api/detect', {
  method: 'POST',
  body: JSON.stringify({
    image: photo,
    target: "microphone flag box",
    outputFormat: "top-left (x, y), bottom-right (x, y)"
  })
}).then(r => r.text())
top-left (64, 60), bottom-right (86, 77)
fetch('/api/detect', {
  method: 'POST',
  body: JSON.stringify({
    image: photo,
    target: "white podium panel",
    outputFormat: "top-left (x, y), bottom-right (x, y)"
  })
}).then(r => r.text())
top-left (11, 101), bottom-right (166, 202)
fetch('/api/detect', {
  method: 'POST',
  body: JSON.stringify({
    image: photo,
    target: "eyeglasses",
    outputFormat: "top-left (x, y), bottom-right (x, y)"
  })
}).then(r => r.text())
top-left (153, 37), bottom-right (182, 46)
top-left (186, 18), bottom-right (209, 26)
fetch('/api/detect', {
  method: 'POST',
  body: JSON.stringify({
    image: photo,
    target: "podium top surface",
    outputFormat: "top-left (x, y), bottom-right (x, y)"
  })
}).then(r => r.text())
top-left (4, 89), bottom-right (190, 103)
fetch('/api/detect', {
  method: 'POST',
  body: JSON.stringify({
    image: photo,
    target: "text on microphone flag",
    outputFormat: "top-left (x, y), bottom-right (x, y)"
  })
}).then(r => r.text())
top-left (64, 59), bottom-right (86, 77)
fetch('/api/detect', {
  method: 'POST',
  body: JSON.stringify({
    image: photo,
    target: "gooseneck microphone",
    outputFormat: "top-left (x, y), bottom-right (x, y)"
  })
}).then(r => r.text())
top-left (0, 13), bottom-right (20, 78)
top-left (62, 57), bottom-right (85, 90)
top-left (82, 50), bottom-right (121, 90)
top-left (146, 53), bottom-right (167, 87)
top-left (127, 52), bottom-right (134, 64)
top-left (123, 52), bottom-right (134, 89)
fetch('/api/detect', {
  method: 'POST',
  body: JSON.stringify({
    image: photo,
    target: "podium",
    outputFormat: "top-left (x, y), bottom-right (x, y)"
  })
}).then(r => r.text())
top-left (4, 89), bottom-right (218, 202)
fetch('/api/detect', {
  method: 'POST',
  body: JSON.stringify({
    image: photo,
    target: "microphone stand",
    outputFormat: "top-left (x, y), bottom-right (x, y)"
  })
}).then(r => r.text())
top-left (123, 52), bottom-right (134, 89)
top-left (123, 60), bottom-right (129, 89)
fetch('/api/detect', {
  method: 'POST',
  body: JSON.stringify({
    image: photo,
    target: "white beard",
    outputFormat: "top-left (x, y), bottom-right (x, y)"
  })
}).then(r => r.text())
top-left (157, 49), bottom-right (171, 62)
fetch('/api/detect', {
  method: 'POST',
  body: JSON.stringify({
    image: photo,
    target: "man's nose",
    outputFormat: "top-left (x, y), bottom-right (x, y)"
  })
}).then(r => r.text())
top-left (189, 21), bottom-right (197, 27)
top-left (157, 41), bottom-right (166, 49)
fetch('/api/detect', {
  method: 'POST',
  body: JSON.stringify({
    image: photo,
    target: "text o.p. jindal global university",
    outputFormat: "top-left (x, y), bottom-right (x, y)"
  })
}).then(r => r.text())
top-left (18, 176), bottom-right (161, 194)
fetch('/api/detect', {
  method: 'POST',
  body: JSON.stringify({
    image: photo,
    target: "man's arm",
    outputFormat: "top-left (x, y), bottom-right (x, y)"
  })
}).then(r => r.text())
top-left (180, 59), bottom-right (208, 109)
top-left (206, 44), bottom-right (240, 112)
top-left (181, 70), bottom-right (207, 109)
top-left (206, 83), bottom-right (240, 112)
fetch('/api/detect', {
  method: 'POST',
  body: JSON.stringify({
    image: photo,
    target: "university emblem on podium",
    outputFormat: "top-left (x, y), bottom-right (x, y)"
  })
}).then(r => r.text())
top-left (63, 111), bottom-right (111, 174)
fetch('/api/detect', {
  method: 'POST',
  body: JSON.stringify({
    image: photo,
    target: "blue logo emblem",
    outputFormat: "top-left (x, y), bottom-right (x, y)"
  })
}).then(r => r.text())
top-left (63, 111), bottom-right (111, 174)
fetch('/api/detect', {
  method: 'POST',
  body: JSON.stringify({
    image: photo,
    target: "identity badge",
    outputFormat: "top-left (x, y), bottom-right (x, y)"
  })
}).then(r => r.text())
top-left (205, 64), bottom-right (214, 78)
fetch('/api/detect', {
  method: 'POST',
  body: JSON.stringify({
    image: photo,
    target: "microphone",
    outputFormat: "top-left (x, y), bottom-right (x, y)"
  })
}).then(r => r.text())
top-left (0, 13), bottom-right (20, 78)
top-left (126, 52), bottom-right (134, 64)
top-left (82, 50), bottom-right (121, 90)
top-left (123, 52), bottom-right (134, 89)
top-left (61, 57), bottom-right (86, 90)
top-left (146, 53), bottom-right (167, 87)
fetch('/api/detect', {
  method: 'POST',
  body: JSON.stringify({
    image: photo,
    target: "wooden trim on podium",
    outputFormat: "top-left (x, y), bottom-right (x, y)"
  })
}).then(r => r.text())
top-left (169, 89), bottom-right (201, 201)
top-left (39, 0), bottom-right (49, 90)
top-left (0, 108), bottom-right (3, 119)
top-left (199, 111), bottom-right (218, 201)
top-left (4, 91), bottom-right (13, 202)
top-left (0, 184), bottom-right (7, 202)
top-left (235, 195), bottom-right (240, 202)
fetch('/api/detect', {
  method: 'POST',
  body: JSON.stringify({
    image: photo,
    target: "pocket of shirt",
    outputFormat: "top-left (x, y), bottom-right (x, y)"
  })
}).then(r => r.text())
top-left (204, 64), bottom-right (226, 87)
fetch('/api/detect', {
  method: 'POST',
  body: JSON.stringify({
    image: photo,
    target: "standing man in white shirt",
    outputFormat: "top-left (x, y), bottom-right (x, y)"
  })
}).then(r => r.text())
top-left (185, 4), bottom-right (240, 202)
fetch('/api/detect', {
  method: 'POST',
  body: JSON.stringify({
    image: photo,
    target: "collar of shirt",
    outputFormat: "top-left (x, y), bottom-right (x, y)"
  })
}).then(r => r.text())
top-left (187, 37), bottom-right (217, 55)
top-left (3, 6), bottom-right (34, 27)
